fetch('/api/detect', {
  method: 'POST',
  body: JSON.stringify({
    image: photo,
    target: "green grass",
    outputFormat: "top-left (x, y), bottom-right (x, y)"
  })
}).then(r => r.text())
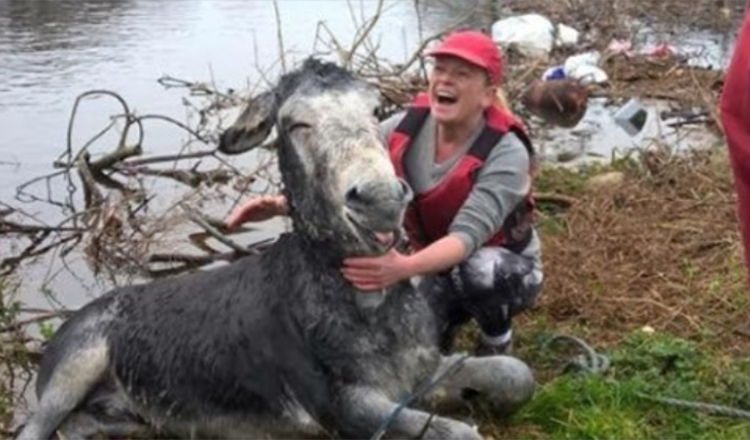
top-left (500, 331), bottom-right (750, 440)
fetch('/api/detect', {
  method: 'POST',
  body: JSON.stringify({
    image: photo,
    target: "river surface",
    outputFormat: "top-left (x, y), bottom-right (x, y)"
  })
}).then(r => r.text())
top-left (0, 0), bottom-right (742, 310)
top-left (0, 0), bottom-right (504, 309)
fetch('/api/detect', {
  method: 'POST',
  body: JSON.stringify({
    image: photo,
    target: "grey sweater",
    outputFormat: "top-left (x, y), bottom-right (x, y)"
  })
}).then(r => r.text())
top-left (381, 112), bottom-right (542, 272)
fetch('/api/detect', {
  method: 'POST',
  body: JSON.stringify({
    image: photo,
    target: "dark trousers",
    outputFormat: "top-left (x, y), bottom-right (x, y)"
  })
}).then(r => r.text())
top-left (420, 247), bottom-right (543, 353)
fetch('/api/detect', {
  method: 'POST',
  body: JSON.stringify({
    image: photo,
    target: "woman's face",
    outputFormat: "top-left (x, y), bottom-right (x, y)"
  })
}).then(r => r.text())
top-left (428, 56), bottom-right (495, 128)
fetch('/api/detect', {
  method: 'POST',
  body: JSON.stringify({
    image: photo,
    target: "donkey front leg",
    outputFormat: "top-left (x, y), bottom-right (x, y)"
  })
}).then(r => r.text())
top-left (419, 354), bottom-right (536, 416)
top-left (336, 386), bottom-right (482, 439)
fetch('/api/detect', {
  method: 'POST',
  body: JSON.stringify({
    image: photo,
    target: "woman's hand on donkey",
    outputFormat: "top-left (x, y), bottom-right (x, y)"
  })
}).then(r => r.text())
top-left (225, 194), bottom-right (289, 228)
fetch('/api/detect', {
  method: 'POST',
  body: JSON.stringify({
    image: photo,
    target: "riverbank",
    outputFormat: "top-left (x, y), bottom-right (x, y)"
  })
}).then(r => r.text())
top-left (2, 0), bottom-right (749, 437)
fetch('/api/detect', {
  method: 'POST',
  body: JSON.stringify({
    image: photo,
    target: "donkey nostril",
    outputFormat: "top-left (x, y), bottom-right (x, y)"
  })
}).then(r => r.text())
top-left (345, 185), bottom-right (364, 205)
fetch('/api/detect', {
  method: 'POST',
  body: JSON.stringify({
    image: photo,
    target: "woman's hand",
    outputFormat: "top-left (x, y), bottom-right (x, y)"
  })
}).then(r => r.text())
top-left (225, 195), bottom-right (288, 229)
top-left (342, 234), bottom-right (468, 291)
top-left (342, 248), bottom-right (413, 291)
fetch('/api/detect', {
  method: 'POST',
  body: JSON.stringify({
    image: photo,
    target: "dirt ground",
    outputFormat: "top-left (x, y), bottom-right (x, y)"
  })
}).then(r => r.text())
top-left (530, 147), bottom-right (750, 354)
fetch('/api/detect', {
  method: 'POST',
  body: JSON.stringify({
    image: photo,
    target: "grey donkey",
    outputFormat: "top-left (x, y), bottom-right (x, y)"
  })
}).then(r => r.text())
top-left (16, 58), bottom-right (535, 440)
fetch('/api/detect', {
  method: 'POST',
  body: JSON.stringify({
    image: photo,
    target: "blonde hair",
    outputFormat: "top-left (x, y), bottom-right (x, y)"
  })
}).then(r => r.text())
top-left (494, 87), bottom-right (509, 110)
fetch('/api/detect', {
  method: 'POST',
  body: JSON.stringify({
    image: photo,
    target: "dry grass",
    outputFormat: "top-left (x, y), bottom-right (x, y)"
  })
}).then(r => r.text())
top-left (532, 147), bottom-right (750, 354)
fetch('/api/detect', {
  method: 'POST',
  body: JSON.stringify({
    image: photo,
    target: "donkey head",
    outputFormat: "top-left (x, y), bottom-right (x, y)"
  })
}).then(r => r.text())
top-left (219, 58), bottom-right (412, 258)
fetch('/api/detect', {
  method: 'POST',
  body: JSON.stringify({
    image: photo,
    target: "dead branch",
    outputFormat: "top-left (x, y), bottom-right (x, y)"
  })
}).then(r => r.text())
top-left (117, 150), bottom-right (217, 167)
top-left (272, 0), bottom-right (287, 73)
top-left (0, 232), bottom-right (80, 278)
top-left (344, 0), bottom-right (386, 68)
top-left (181, 204), bottom-right (253, 255)
top-left (0, 220), bottom-right (83, 235)
top-left (77, 152), bottom-right (105, 211)
top-left (157, 75), bottom-right (238, 102)
top-left (116, 166), bottom-right (233, 188)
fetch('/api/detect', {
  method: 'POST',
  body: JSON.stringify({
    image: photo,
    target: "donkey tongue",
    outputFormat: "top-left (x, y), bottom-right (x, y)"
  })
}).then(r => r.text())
top-left (373, 231), bottom-right (395, 248)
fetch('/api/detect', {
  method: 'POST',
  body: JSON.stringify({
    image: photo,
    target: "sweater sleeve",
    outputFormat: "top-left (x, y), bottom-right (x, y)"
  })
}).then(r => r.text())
top-left (720, 1), bottom-right (750, 290)
top-left (448, 132), bottom-right (531, 254)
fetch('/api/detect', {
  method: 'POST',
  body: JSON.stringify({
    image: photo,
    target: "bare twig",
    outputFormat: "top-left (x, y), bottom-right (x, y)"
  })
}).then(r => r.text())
top-left (344, 0), bottom-right (385, 67)
top-left (272, 0), bottom-right (287, 73)
top-left (0, 311), bottom-right (73, 334)
top-left (115, 150), bottom-right (217, 167)
top-left (180, 204), bottom-right (252, 255)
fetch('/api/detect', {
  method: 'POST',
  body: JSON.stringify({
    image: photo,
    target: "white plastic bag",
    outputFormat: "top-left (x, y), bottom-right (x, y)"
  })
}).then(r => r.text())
top-left (492, 14), bottom-right (555, 58)
top-left (564, 51), bottom-right (609, 84)
top-left (556, 23), bottom-right (580, 47)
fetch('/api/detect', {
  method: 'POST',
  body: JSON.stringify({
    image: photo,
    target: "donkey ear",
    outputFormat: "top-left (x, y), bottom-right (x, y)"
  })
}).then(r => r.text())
top-left (218, 90), bottom-right (278, 155)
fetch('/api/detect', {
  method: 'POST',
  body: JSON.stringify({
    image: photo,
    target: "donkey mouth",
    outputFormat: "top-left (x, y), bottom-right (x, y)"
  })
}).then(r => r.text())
top-left (345, 212), bottom-right (401, 252)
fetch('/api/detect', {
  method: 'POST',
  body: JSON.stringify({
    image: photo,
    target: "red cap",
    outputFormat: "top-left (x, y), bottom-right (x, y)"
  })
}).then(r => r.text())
top-left (426, 30), bottom-right (503, 85)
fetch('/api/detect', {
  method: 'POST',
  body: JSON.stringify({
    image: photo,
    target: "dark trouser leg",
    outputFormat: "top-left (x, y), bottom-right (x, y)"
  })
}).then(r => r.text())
top-left (455, 247), bottom-right (543, 342)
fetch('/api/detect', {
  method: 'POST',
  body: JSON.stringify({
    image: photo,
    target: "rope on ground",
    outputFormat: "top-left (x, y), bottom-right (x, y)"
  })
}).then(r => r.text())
top-left (636, 394), bottom-right (750, 419)
top-left (542, 333), bottom-right (750, 420)
top-left (370, 353), bottom-right (470, 440)
top-left (542, 334), bottom-right (611, 375)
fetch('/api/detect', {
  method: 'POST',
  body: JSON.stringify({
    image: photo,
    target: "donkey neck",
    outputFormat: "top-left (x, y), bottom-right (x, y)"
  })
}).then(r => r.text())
top-left (269, 233), bottom-right (397, 311)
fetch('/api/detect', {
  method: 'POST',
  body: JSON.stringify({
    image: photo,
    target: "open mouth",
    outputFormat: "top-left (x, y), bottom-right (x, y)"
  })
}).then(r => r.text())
top-left (345, 212), bottom-right (400, 251)
top-left (435, 90), bottom-right (458, 105)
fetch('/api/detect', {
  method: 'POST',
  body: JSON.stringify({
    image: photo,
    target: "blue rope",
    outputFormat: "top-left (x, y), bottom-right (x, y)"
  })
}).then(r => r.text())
top-left (543, 333), bottom-right (750, 420)
top-left (542, 334), bottom-right (611, 375)
top-left (370, 353), bottom-right (470, 440)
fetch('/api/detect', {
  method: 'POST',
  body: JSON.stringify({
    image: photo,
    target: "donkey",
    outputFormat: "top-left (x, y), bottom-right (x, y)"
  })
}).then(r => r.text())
top-left (17, 58), bottom-right (535, 440)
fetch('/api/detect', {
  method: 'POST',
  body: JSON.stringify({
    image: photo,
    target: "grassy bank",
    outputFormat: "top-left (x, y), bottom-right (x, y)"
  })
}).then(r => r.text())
top-left (471, 145), bottom-right (750, 439)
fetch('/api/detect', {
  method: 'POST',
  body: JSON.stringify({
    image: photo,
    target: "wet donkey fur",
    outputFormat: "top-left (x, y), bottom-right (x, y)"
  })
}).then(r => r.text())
top-left (17, 58), bottom-right (535, 440)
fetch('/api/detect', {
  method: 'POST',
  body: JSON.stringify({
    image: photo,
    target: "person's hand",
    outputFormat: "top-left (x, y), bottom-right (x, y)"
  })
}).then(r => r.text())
top-left (225, 195), bottom-right (288, 229)
top-left (342, 248), bottom-right (413, 291)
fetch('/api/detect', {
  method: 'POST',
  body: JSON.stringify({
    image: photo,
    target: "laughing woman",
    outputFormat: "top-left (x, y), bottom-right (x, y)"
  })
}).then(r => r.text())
top-left (227, 31), bottom-right (545, 356)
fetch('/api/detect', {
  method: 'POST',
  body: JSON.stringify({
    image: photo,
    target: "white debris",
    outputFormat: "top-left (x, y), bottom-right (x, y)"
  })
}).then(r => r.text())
top-left (492, 14), bottom-right (555, 58)
top-left (556, 23), bottom-right (580, 47)
top-left (564, 51), bottom-right (609, 84)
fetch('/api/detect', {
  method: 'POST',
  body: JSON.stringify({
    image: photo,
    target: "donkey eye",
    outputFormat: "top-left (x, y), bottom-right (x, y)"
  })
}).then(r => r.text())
top-left (287, 121), bottom-right (312, 133)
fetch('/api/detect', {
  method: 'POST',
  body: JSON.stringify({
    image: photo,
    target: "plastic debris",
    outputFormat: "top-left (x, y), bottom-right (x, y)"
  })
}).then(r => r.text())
top-left (613, 99), bottom-right (649, 136)
top-left (607, 38), bottom-right (633, 55)
top-left (564, 51), bottom-right (609, 85)
top-left (492, 14), bottom-right (555, 58)
top-left (556, 23), bottom-right (580, 47)
top-left (642, 42), bottom-right (677, 58)
top-left (542, 66), bottom-right (567, 80)
top-left (607, 39), bottom-right (679, 59)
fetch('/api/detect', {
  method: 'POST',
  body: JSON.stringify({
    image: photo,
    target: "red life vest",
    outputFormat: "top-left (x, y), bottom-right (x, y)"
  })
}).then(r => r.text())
top-left (388, 93), bottom-right (535, 252)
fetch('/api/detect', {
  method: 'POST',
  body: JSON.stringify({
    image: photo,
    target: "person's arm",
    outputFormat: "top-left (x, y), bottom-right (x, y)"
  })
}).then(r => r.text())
top-left (342, 234), bottom-right (467, 291)
top-left (721, 0), bottom-right (750, 291)
top-left (449, 132), bottom-right (531, 254)
top-left (224, 194), bottom-right (289, 229)
top-left (225, 112), bottom-right (405, 230)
